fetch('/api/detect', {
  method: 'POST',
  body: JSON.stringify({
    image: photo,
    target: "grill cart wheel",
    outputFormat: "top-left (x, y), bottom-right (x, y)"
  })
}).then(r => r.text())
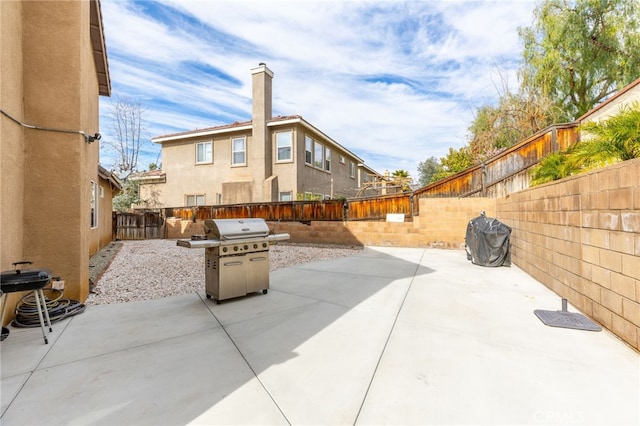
top-left (263, 289), bottom-right (268, 294)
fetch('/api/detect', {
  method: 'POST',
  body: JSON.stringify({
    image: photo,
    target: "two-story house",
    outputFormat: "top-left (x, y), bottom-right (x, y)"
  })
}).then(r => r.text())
top-left (145, 64), bottom-right (379, 208)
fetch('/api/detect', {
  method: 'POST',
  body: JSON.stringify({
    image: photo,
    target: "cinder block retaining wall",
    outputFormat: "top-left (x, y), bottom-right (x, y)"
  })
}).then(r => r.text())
top-left (497, 158), bottom-right (640, 351)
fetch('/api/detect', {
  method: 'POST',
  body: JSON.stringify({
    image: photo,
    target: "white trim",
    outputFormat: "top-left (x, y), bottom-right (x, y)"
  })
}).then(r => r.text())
top-left (195, 141), bottom-right (213, 164)
top-left (231, 136), bottom-right (247, 166)
top-left (250, 64), bottom-right (274, 77)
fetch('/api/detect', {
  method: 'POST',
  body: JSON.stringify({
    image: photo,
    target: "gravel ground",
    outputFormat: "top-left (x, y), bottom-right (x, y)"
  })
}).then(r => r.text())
top-left (87, 239), bottom-right (362, 305)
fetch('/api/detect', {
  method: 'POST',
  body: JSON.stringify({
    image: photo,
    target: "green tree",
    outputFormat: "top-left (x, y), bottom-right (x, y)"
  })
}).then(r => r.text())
top-left (113, 178), bottom-right (143, 212)
top-left (417, 156), bottom-right (439, 186)
top-left (391, 169), bottom-right (412, 191)
top-left (469, 89), bottom-right (562, 158)
top-left (519, 0), bottom-right (640, 121)
top-left (431, 147), bottom-right (474, 182)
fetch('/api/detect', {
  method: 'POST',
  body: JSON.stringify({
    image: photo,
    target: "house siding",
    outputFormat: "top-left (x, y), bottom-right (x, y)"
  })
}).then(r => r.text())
top-left (1, 0), bottom-right (109, 323)
top-left (148, 65), bottom-right (378, 208)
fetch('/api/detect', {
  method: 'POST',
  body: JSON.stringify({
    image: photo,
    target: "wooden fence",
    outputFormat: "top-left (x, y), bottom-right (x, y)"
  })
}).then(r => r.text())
top-left (117, 195), bottom-right (415, 239)
top-left (414, 123), bottom-right (579, 199)
top-left (116, 124), bottom-right (580, 238)
top-left (161, 193), bottom-right (414, 223)
top-left (114, 211), bottom-right (164, 240)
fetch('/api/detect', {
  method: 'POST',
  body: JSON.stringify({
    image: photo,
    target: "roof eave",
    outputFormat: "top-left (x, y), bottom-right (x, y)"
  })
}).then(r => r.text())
top-left (152, 124), bottom-right (253, 143)
top-left (269, 117), bottom-right (365, 164)
top-left (91, 0), bottom-right (111, 96)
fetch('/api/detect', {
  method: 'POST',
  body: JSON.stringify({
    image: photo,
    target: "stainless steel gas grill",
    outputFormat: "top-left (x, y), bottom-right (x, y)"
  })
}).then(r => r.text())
top-left (177, 218), bottom-right (289, 303)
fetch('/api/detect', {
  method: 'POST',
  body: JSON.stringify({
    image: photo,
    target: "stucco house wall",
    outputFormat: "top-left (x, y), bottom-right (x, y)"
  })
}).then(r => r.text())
top-left (148, 65), bottom-right (378, 208)
top-left (578, 77), bottom-right (640, 124)
top-left (1, 0), bottom-right (110, 323)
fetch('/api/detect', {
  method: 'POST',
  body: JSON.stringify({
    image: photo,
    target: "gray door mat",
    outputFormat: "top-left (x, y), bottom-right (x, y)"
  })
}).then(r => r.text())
top-left (534, 299), bottom-right (602, 331)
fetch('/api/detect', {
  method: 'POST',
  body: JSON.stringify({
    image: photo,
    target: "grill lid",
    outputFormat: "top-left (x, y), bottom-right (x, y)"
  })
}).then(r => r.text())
top-left (204, 218), bottom-right (270, 241)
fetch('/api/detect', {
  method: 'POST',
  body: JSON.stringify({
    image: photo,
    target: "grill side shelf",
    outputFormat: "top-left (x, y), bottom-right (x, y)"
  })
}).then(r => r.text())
top-left (176, 239), bottom-right (222, 249)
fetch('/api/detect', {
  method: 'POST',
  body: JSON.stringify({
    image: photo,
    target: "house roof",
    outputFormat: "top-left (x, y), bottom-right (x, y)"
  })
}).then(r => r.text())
top-left (151, 114), bottom-right (366, 164)
top-left (98, 165), bottom-right (122, 190)
top-left (129, 169), bottom-right (166, 184)
top-left (576, 76), bottom-right (640, 122)
top-left (90, 0), bottom-right (111, 96)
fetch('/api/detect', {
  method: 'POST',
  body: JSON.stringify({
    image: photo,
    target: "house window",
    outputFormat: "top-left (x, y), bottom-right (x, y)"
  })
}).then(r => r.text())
top-left (216, 193), bottom-right (222, 204)
top-left (276, 130), bottom-right (292, 161)
top-left (232, 137), bottom-right (246, 165)
top-left (196, 141), bottom-right (212, 164)
top-left (279, 191), bottom-right (293, 201)
top-left (185, 194), bottom-right (205, 206)
top-left (90, 181), bottom-right (98, 229)
top-left (325, 148), bottom-right (331, 171)
top-left (99, 185), bottom-right (105, 198)
top-left (340, 155), bottom-right (346, 164)
top-left (314, 142), bottom-right (323, 169)
top-left (305, 136), bottom-right (312, 165)
top-left (350, 161), bottom-right (356, 178)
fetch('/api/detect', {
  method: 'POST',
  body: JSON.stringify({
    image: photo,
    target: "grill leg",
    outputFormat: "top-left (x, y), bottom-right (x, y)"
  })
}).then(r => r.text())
top-left (0, 293), bottom-right (8, 330)
top-left (32, 289), bottom-right (48, 344)
top-left (38, 289), bottom-right (53, 332)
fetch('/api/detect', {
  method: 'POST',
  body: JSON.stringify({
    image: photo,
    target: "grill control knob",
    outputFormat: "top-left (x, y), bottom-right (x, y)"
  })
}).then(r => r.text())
top-left (222, 247), bottom-right (228, 253)
top-left (233, 246), bottom-right (238, 252)
top-left (262, 242), bottom-right (268, 248)
top-left (244, 245), bottom-right (249, 250)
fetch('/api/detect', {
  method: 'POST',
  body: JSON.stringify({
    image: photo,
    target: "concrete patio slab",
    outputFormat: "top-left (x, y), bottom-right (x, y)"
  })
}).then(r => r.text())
top-left (1, 247), bottom-right (638, 425)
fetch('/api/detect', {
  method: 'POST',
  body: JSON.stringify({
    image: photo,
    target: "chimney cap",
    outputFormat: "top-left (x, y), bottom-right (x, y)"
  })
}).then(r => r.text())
top-left (251, 63), bottom-right (274, 77)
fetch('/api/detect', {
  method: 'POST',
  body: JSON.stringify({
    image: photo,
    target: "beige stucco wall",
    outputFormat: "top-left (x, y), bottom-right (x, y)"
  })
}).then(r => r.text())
top-left (294, 125), bottom-right (363, 199)
top-left (580, 80), bottom-right (640, 124)
top-left (1, 1), bottom-right (105, 323)
top-left (1, 0), bottom-right (26, 287)
top-left (154, 122), bottom-right (370, 207)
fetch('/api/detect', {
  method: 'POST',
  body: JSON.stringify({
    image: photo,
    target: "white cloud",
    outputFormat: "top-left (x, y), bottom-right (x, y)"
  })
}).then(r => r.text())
top-left (99, 0), bottom-right (537, 179)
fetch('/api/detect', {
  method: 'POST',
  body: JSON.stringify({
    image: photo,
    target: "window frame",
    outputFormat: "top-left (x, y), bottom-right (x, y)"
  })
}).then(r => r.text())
top-left (195, 141), bottom-right (213, 164)
top-left (324, 147), bottom-right (331, 172)
top-left (275, 130), bottom-right (293, 162)
top-left (314, 141), bottom-right (324, 169)
top-left (305, 136), bottom-right (313, 165)
top-left (349, 161), bottom-right (356, 178)
top-left (231, 136), bottom-right (246, 166)
top-left (185, 194), bottom-right (206, 206)
top-left (279, 191), bottom-right (293, 201)
top-left (90, 180), bottom-right (98, 229)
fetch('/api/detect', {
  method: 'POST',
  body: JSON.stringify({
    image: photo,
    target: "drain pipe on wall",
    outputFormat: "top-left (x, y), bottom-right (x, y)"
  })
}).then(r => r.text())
top-left (1, 108), bottom-right (101, 143)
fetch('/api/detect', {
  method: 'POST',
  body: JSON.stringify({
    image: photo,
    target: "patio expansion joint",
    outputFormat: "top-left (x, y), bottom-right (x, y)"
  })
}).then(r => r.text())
top-left (353, 248), bottom-right (426, 424)
top-left (199, 293), bottom-right (293, 425)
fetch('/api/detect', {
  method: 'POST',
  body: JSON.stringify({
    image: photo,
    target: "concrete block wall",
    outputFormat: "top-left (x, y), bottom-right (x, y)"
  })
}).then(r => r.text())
top-left (165, 218), bottom-right (205, 239)
top-left (165, 198), bottom-right (497, 249)
top-left (497, 158), bottom-right (640, 351)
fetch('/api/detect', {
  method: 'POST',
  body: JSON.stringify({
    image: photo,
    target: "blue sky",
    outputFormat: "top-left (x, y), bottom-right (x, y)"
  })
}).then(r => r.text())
top-left (98, 0), bottom-right (538, 182)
